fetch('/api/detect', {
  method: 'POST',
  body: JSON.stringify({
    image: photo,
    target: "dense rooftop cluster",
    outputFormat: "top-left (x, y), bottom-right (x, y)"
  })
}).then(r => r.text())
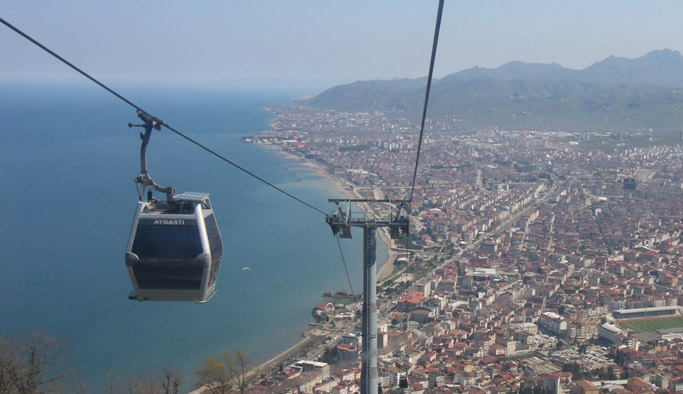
top-left (243, 106), bottom-right (682, 394)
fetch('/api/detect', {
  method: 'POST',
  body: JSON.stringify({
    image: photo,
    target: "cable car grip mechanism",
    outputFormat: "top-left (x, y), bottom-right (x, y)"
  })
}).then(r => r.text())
top-left (128, 110), bottom-right (174, 203)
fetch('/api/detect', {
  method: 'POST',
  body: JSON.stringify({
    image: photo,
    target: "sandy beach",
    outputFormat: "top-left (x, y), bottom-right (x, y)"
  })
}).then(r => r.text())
top-left (224, 145), bottom-right (400, 388)
top-left (376, 228), bottom-right (399, 282)
top-left (269, 146), bottom-right (398, 281)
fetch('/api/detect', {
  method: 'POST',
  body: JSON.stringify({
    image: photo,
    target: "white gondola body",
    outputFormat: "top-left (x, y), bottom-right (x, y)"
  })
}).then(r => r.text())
top-left (125, 192), bottom-right (223, 302)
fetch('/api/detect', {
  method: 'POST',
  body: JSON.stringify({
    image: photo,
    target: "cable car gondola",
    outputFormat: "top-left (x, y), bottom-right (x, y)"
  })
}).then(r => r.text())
top-left (125, 111), bottom-right (223, 302)
top-left (126, 192), bottom-right (222, 302)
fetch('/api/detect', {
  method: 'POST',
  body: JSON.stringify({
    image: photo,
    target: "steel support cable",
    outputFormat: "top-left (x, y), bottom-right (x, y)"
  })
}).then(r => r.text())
top-left (408, 0), bottom-right (445, 203)
top-left (0, 17), bottom-right (145, 113)
top-left (1, 16), bottom-right (328, 217)
top-left (335, 235), bottom-right (355, 296)
top-left (163, 123), bottom-right (329, 216)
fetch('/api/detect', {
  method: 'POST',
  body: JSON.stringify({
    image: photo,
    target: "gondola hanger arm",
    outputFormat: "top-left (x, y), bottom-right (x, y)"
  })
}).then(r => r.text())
top-left (129, 111), bottom-right (174, 202)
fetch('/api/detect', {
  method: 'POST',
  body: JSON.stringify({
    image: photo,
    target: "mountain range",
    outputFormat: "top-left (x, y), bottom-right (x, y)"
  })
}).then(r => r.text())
top-left (305, 49), bottom-right (683, 132)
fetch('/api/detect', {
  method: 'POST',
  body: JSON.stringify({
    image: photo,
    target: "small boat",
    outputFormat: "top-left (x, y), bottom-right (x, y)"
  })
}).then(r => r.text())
top-left (242, 266), bottom-right (251, 271)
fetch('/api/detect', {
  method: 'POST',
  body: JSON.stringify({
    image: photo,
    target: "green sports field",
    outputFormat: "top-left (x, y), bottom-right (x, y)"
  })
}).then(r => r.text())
top-left (618, 316), bottom-right (683, 333)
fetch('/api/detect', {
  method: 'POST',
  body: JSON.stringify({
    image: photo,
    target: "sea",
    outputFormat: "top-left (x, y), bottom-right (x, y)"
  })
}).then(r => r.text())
top-left (0, 83), bottom-right (386, 390)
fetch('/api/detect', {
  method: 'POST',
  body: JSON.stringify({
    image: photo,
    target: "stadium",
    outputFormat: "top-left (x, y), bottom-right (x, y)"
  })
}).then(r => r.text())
top-left (599, 306), bottom-right (683, 344)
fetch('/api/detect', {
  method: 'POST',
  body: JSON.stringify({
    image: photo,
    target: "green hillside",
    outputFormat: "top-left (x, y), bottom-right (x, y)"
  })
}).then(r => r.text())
top-left (305, 49), bottom-right (683, 132)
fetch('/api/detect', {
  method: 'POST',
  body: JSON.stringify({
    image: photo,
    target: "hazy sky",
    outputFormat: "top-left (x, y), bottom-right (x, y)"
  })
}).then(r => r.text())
top-left (2, 0), bottom-right (683, 93)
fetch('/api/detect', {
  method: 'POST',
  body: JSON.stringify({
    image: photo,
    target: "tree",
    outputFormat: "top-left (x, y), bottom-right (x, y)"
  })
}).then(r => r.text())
top-left (321, 347), bottom-right (337, 365)
top-left (105, 369), bottom-right (118, 394)
top-left (225, 349), bottom-right (251, 394)
top-left (195, 349), bottom-right (252, 394)
top-left (140, 373), bottom-right (163, 394)
top-left (123, 374), bottom-right (141, 394)
top-left (105, 368), bottom-right (183, 394)
top-left (0, 332), bottom-right (76, 394)
top-left (195, 357), bottom-right (231, 394)
top-left (161, 368), bottom-right (183, 394)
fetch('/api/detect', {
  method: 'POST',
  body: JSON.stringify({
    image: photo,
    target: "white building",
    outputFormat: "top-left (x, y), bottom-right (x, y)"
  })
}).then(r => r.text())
top-left (598, 322), bottom-right (625, 344)
top-left (539, 312), bottom-right (566, 336)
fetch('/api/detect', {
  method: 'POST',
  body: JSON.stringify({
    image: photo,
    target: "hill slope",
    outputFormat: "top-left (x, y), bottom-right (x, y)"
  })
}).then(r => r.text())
top-left (304, 49), bottom-right (683, 132)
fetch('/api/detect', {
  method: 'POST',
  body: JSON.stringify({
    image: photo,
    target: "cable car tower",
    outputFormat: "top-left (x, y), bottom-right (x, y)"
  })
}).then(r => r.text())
top-left (323, 0), bottom-right (443, 388)
top-left (326, 199), bottom-right (409, 394)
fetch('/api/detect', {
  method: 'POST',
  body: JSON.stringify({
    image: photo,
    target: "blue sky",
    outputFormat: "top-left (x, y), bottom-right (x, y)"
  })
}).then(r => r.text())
top-left (2, 0), bottom-right (683, 93)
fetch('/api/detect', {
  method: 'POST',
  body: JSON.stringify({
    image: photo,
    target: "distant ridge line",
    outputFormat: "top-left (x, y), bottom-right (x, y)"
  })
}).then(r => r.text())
top-left (304, 49), bottom-right (683, 132)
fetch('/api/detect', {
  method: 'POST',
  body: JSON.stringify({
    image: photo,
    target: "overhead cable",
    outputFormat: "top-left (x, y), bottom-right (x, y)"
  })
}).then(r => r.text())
top-left (335, 236), bottom-right (355, 296)
top-left (0, 16), bottom-right (328, 217)
top-left (408, 0), bottom-right (445, 203)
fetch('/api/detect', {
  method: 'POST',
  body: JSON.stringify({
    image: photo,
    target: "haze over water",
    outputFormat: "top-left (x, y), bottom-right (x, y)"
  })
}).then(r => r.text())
top-left (0, 84), bottom-right (386, 390)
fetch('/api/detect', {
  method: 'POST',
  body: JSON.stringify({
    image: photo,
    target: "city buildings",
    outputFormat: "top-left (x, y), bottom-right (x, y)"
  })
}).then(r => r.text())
top-left (245, 105), bottom-right (682, 394)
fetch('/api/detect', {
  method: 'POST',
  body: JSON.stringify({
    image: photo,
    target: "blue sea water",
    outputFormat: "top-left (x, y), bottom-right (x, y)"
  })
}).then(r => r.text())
top-left (0, 84), bottom-right (386, 390)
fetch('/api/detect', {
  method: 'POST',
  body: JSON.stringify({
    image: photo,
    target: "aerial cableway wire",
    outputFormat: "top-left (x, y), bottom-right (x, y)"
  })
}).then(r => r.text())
top-left (0, 17), bottom-right (145, 113)
top-left (161, 123), bottom-right (329, 216)
top-left (408, 0), bottom-right (445, 203)
top-left (335, 235), bottom-right (355, 296)
top-left (0, 16), bottom-right (328, 217)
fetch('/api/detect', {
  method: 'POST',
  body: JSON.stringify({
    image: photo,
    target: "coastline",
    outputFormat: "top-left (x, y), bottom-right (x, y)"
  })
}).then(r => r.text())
top-left (190, 331), bottom-right (322, 394)
top-left (235, 144), bottom-right (399, 382)
top-left (265, 145), bottom-right (397, 281)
